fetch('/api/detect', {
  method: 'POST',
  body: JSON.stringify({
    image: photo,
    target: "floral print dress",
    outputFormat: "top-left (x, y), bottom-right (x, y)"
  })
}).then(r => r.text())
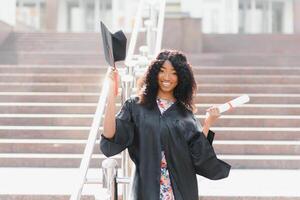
top-left (157, 98), bottom-right (175, 200)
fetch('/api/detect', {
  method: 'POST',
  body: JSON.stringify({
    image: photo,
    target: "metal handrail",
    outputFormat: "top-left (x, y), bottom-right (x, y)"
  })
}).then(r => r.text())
top-left (126, 0), bottom-right (166, 66)
top-left (125, 0), bottom-right (146, 66)
top-left (70, 69), bottom-right (111, 200)
top-left (102, 158), bottom-right (118, 200)
top-left (155, 0), bottom-right (166, 55)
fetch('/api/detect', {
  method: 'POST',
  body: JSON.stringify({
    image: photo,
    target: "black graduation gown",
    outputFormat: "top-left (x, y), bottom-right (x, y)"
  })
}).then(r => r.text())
top-left (100, 97), bottom-right (231, 200)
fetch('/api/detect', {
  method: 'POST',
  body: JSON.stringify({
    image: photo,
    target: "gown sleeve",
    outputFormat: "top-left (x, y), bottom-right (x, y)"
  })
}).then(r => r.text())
top-left (100, 99), bottom-right (135, 157)
top-left (188, 129), bottom-right (231, 180)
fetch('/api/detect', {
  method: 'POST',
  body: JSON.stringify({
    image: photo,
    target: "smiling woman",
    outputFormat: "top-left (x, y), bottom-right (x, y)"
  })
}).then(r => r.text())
top-left (101, 49), bottom-right (231, 200)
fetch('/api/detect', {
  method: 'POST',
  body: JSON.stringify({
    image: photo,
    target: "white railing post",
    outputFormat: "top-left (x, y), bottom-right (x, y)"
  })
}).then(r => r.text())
top-left (101, 158), bottom-right (118, 200)
top-left (120, 68), bottom-right (134, 200)
top-left (69, 69), bottom-right (111, 200)
top-left (155, 0), bottom-right (166, 55)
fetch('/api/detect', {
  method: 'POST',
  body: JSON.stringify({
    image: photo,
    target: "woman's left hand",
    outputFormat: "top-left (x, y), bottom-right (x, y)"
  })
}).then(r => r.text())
top-left (202, 106), bottom-right (220, 137)
top-left (205, 106), bottom-right (221, 127)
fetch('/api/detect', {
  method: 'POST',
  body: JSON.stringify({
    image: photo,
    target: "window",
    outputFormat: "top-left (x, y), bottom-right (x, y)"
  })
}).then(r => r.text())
top-left (238, 0), bottom-right (292, 33)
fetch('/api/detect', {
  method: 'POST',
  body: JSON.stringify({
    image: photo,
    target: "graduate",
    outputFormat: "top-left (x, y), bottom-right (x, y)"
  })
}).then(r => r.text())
top-left (100, 49), bottom-right (231, 200)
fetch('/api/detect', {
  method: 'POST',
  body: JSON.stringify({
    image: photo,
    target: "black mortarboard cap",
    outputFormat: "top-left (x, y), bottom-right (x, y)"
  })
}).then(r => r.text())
top-left (100, 21), bottom-right (127, 67)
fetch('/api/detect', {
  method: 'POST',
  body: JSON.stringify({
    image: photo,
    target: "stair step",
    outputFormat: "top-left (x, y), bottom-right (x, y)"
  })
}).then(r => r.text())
top-left (0, 53), bottom-right (107, 65)
top-left (188, 54), bottom-right (300, 66)
top-left (0, 196), bottom-right (95, 200)
top-left (2, 74), bottom-right (300, 85)
top-left (0, 153), bottom-right (299, 168)
top-left (202, 34), bottom-right (300, 53)
top-left (0, 114), bottom-right (299, 127)
top-left (220, 155), bottom-right (300, 169)
top-left (197, 75), bottom-right (300, 84)
top-left (0, 74), bottom-right (104, 82)
top-left (196, 67), bottom-right (300, 75)
top-left (196, 104), bottom-right (300, 115)
top-left (0, 92), bottom-right (101, 103)
top-left (2, 114), bottom-right (300, 126)
top-left (1, 65), bottom-right (300, 74)
top-left (215, 130), bottom-right (300, 141)
top-left (214, 140), bottom-right (300, 155)
top-left (0, 148), bottom-right (300, 169)
top-left (0, 33), bottom-right (102, 52)
top-left (0, 128), bottom-right (299, 140)
top-left (0, 103), bottom-right (99, 114)
top-left (0, 129), bottom-right (90, 139)
top-left (1, 103), bottom-right (300, 115)
top-left (197, 84), bottom-right (300, 93)
top-left (1, 92), bottom-right (300, 103)
top-left (0, 83), bottom-right (300, 93)
top-left (0, 153), bottom-right (120, 168)
top-left (0, 139), bottom-right (299, 155)
top-left (0, 65), bottom-right (106, 74)
top-left (2, 52), bottom-right (300, 66)
top-left (195, 93), bottom-right (300, 104)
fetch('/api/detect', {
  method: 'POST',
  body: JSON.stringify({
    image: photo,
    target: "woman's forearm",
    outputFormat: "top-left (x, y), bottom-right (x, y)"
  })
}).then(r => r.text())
top-left (202, 122), bottom-right (210, 137)
top-left (103, 90), bottom-right (117, 139)
top-left (103, 94), bottom-right (116, 138)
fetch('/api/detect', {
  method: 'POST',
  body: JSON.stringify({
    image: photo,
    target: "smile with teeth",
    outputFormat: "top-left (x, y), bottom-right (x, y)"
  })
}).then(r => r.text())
top-left (162, 81), bottom-right (171, 87)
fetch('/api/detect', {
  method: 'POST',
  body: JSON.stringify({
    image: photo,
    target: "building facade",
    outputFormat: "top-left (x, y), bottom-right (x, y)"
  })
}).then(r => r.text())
top-left (0, 0), bottom-right (299, 34)
top-left (15, 0), bottom-right (139, 32)
top-left (172, 0), bottom-right (294, 33)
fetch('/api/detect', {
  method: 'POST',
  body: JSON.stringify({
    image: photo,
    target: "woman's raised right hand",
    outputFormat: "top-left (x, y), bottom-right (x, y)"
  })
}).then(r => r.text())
top-left (107, 67), bottom-right (119, 97)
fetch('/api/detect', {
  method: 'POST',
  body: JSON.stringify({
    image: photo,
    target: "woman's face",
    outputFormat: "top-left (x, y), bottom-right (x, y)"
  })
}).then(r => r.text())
top-left (157, 60), bottom-right (178, 97)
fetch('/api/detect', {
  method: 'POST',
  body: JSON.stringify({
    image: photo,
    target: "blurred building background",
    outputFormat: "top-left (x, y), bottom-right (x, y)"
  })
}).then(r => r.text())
top-left (0, 0), bottom-right (298, 33)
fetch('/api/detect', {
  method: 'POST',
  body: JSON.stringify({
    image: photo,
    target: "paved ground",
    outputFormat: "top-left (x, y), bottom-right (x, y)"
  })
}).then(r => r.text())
top-left (197, 169), bottom-right (300, 197)
top-left (0, 168), bottom-right (299, 198)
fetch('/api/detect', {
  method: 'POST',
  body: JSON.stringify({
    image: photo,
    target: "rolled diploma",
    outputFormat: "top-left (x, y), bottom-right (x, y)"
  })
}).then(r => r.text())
top-left (206, 94), bottom-right (250, 117)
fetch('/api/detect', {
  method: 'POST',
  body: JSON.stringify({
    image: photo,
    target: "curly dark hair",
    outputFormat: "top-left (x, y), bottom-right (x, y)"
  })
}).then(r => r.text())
top-left (139, 49), bottom-right (197, 111)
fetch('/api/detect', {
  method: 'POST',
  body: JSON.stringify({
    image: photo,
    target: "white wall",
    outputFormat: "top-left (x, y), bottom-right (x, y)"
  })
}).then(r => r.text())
top-left (57, 0), bottom-right (67, 32)
top-left (0, 0), bottom-right (16, 26)
top-left (112, 0), bottom-right (138, 32)
top-left (284, 0), bottom-right (293, 33)
top-left (181, 0), bottom-right (203, 18)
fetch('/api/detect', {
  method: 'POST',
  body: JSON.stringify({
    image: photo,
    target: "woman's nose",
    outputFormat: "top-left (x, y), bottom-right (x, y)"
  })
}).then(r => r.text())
top-left (163, 73), bottom-right (170, 80)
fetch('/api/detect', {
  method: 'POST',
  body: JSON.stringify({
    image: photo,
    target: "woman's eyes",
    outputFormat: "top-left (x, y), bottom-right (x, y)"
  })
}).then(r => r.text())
top-left (159, 70), bottom-right (177, 75)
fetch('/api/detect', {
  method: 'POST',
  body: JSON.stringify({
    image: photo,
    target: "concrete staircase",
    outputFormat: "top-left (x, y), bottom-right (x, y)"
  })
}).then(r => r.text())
top-left (0, 65), bottom-right (299, 169)
top-left (0, 32), bottom-right (105, 65)
top-left (2, 32), bottom-right (300, 66)
top-left (0, 32), bottom-right (300, 199)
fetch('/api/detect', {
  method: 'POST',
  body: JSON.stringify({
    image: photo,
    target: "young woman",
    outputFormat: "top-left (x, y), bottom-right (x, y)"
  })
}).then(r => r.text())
top-left (100, 49), bottom-right (231, 200)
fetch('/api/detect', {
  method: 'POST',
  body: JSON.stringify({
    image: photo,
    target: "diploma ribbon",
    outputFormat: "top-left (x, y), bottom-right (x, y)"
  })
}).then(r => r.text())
top-left (227, 102), bottom-right (233, 111)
